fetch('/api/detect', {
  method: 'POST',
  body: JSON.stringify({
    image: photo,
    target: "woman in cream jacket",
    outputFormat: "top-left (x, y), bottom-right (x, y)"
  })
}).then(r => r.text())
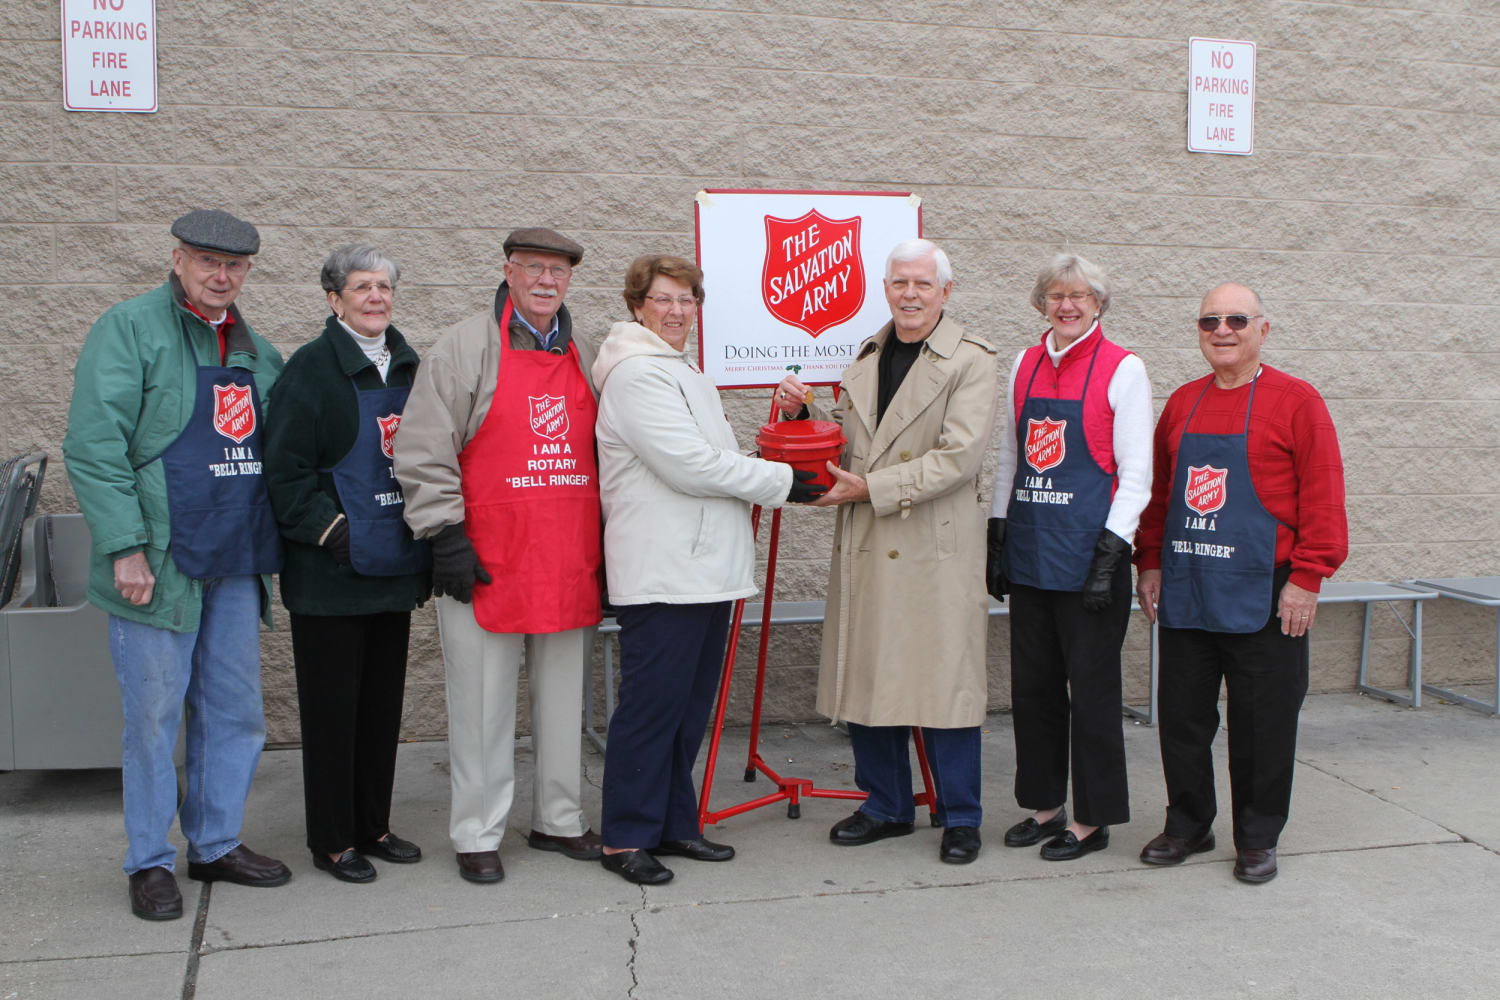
top-left (591, 254), bottom-right (823, 885)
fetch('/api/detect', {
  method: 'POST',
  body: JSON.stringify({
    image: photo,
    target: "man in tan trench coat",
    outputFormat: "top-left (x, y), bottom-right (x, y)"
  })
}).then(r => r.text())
top-left (776, 238), bottom-right (999, 864)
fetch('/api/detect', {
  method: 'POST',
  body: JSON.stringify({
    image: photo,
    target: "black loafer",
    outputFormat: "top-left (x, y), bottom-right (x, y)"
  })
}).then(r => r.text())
top-left (1040, 825), bottom-right (1110, 861)
top-left (312, 848), bottom-right (376, 884)
top-left (939, 826), bottom-right (982, 864)
top-left (829, 811), bottom-right (916, 847)
top-left (1003, 807), bottom-right (1067, 847)
top-left (128, 867), bottom-right (183, 921)
top-left (359, 833), bottom-right (422, 864)
top-left (601, 849), bottom-right (674, 885)
top-left (649, 837), bottom-right (735, 862)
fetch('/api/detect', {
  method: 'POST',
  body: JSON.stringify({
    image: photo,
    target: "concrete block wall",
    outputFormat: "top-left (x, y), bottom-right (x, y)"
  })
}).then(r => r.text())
top-left (2, 0), bottom-right (1496, 743)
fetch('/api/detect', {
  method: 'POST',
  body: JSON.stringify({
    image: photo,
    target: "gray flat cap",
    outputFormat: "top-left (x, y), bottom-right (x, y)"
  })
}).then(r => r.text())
top-left (170, 209), bottom-right (261, 256)
top-left (503, 227), bottom-right (584, 264)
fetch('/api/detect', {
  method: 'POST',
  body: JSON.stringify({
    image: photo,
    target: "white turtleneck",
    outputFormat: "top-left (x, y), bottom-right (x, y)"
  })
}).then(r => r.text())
top-left (337, 317), bottom-right (390, 382)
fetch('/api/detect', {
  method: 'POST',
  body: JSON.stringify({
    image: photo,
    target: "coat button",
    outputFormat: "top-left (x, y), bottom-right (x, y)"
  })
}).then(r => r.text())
top-left (887, 549), bottom-right (899, 559)
top-left (899, 450), bottom-right (912, 461)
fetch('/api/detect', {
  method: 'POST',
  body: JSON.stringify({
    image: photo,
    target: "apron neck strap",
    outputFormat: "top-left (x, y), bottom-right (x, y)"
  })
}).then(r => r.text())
top-left (1184, 368), bottom-right (1261, 433)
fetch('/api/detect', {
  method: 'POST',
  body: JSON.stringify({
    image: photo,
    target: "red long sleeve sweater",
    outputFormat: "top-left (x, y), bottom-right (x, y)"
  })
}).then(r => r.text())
top-left (1133, 365), bottom-right (1348, 592)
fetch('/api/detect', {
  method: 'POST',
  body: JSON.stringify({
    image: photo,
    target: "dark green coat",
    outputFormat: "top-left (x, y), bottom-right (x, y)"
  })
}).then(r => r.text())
top-left (264, 316), bottom-right (430, 615)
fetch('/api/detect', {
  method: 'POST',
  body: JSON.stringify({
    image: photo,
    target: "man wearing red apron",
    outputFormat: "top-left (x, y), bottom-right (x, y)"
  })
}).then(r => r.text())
top-left (1133, 283), bottom-right (1348, 884)
top-left (394, 228), bottom-right (604, 884)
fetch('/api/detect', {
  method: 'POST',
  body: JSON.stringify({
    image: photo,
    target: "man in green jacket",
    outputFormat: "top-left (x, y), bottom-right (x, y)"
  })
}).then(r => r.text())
top-left (62, 209), bottom-right (292, 921)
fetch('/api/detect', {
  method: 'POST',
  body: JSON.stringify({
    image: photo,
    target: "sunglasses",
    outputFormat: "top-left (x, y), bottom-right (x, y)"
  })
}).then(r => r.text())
top-left (1197, 313), bottom-right (1263, 333)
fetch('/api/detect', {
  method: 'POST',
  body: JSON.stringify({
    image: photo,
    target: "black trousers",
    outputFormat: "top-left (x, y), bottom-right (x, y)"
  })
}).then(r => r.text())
top-left (1008, 569), bottom-right (1132, 827)
top-left (601, 601), bottom-right (731, 849)
top-left (1157, 567), bottom-right (1310, 849)
top-left (289, 611), bottom-right (411, 856)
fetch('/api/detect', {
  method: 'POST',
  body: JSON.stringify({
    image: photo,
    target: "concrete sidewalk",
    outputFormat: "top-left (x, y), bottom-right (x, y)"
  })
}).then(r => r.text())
top-left (4, 692), bottom-right (1500, 999)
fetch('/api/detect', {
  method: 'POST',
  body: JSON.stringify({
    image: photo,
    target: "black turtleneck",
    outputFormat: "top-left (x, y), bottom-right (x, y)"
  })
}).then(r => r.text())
top-left (877, 333), bottom-right (924, 425)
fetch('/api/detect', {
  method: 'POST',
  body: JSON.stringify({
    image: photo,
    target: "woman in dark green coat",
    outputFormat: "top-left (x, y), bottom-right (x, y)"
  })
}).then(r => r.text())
top-left (264, 244), bottom-right (431, 883)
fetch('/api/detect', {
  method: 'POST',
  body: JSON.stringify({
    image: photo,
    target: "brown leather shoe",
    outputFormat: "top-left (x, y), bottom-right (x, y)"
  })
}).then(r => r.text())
top-left (527, 828), bottom-right (603, 861)
top-left (186, 844), bottom-right (291, 887)
top-left (1234, 847), bottom-right (1278, 884)
top-left (128, 866), bottom-right (183, 921)
top-left (1140, 830), bottom-right (1216, 866)
top-left (457, 850), bottom-right (504, 883)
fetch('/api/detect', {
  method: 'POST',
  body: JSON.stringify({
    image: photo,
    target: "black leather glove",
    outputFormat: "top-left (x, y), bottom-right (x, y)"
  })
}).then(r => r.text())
top-left (323, 518), bottom-right (352, 567)
top-left (430, 522), bottom-right (492, 604)
top-left (985, 517), bottom-right (1008, 602)
top-left (1081, 529), bottom-right (1132, 612)
top-left (786, 468), bottom-right (828, 504)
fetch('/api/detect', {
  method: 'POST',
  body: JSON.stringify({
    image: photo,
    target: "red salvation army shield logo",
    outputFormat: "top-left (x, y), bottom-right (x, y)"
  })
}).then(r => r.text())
top-left (211, 383), bottom-right (256, 444)
top-left (1024, 417), bottom-right (1066, 473)
top-left (528, 395), bottom-right (569, 441)
top-left (761, 210), bottom-right (865, 337)
top-left (377, 413), bottom-right (402, 459)
top-left (1185, 464), bottom-right (1228, 515)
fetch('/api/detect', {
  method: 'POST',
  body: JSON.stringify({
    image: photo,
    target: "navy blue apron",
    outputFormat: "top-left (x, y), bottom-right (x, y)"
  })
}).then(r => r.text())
top-left (1003, 335), bottom-right (1115, 591)
top-left (159, 342), bottom-right (282, 578)
top-left (1157, 373), bottom-right (1282, 633)
top-left (325, 378), bottom-right (430, 577)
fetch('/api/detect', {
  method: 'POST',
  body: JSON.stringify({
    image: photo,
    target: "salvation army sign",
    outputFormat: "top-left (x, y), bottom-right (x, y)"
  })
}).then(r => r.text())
top-left (697, 190), bottom-right (921, 388)
top-left (762, 211), bottom-right (864, 337)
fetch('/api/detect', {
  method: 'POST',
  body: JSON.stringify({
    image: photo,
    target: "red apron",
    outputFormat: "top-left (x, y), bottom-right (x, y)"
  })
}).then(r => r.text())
top-left (458, 300), bottom-right (603, 634)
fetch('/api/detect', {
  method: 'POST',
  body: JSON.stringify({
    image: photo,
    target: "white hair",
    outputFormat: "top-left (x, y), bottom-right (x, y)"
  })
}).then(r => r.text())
top-left (884, 238), bottom-right (952, 285)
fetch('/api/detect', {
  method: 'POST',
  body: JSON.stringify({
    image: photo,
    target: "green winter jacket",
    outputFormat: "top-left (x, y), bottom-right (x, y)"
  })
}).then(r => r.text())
top-left (263, 315), bottom-right (430, 616)
top-left (62, 276), bottom-right (284, 632)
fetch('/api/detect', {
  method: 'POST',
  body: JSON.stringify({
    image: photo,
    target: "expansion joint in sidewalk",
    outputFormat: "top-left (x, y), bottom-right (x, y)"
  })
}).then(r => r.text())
top-left (180, 882), bottom-right (210, 1000)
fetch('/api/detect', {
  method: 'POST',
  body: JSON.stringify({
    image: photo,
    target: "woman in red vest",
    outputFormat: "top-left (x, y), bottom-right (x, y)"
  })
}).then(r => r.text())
top-left (986, 254), bottom-right (1155, 861)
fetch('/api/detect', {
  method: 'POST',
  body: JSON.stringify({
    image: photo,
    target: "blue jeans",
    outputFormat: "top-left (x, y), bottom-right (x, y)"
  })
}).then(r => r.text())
top-left (846, 723), bottom-right (983, 828)
top-left (109, 575), bottom-right (266, 874)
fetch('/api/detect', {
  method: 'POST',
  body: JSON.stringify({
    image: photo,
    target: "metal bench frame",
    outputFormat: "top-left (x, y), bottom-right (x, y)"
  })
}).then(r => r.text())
top-left (585, 597), bottom-right (1158, 753)
top-left (1406, 577), bottom-right (1500, 716)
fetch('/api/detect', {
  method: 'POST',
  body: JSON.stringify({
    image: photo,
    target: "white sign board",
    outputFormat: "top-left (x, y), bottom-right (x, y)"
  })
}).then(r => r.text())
top-left (695, 190), bottom-right (921, 388)
top-left (1187, 37), bottom-right (1255, 155)
top-left (61, 0), bottom-right (158, 113)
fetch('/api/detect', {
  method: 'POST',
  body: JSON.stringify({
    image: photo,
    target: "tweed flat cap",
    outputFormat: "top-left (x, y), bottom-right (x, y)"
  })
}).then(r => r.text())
top-left (503, 227), bottom-right (584, 264)
top-left (170, 209), bottom-right (261, 256)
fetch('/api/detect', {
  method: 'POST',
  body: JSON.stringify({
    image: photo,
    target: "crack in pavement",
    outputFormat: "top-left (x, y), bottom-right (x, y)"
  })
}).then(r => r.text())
top-left (1295, 754), bottom-right (1498, 855)
top-left (625, 885), bottom-right (645, 999)
top-left (192, 905), bottom-right (629, 957)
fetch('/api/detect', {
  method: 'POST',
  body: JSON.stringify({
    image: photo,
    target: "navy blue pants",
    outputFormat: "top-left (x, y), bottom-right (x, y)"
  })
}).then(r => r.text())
top-left (601, 601), bottom-right (731, 848)
top-left (847, 723), bottom-right (982, 828)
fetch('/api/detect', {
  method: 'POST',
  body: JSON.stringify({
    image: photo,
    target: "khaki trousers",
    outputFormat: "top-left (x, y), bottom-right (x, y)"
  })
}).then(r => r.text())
top-left (435, 597), bottom-right (592, 853)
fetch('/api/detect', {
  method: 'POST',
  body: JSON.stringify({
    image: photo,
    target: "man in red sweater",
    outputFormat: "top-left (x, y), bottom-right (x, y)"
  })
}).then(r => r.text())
top-left (1133, 282), bottom-right (1347, 884)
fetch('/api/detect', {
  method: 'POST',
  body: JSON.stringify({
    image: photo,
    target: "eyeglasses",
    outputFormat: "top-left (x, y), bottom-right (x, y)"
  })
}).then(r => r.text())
top-left (646, 295), bottom-right (698, 310)
top-left (185, 250), bottom-right (248, 276)
top-left (513, 261), bottom-right (572, 280)
top-left (1044, 291), bottom-right (1094, 304)
top-left (344, 280), bottom-right (394, 297)
top-left (1197, 313), bottom-right (1263, 333)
